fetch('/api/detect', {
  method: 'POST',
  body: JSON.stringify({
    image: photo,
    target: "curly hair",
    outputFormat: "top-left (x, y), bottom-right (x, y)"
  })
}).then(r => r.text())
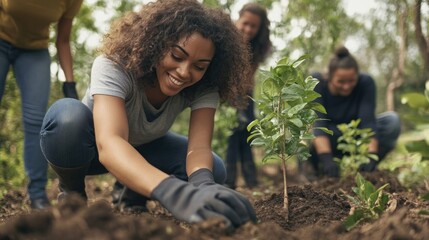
top-left (239, 3), bottom-right (272, 66)
top-left (100, 0), bottom-right (252, 107)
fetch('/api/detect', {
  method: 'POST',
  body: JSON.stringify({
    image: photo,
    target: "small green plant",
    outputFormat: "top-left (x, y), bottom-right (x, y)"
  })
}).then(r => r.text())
top-left (379, 151), bottom-right (429, 188)
top-left (336, 119), bottom-right (378, 178)
top-left (418, 192), bottom-right (429, 216)
top-left (248, 55), bottom-right (331, 218)
top-left (344, 173), bottom-right (390, 231)
top-left (400, 81), bottom-right (429, 159)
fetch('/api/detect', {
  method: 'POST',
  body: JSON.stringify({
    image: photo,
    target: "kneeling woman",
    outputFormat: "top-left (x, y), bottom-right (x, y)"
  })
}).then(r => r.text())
top-left (40, 0), bottom-right (255, 228)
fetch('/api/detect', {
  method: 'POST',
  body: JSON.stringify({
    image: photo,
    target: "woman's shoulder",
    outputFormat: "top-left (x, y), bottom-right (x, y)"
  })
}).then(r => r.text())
top-left (357, 73), bottom-right (376, 89)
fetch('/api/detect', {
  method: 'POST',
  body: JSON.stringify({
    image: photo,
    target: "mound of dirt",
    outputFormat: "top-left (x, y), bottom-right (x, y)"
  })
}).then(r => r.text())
top-left (0, 194), bottom-right (192, 240)
top-left (254, 185), bottom-right (350, 230)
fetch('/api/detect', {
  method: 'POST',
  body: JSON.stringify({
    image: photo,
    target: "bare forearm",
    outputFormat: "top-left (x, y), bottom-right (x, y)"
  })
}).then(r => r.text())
top-left (368, 138), bottom-right (378, 153)
top-left (56, 40), bottom-right (74, 81)
top-left (186, 148), bottom-right (213, 176)
top-left (98, 137), bottom-right (168, 197)
top-left (313, 136), bottom-right (332, 154)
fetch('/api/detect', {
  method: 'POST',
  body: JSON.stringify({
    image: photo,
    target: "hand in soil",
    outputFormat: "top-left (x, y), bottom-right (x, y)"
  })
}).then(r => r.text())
top-left (151, 176), bottom-right (256, 230)
top-left (319, 153), bottom-right (340, 177)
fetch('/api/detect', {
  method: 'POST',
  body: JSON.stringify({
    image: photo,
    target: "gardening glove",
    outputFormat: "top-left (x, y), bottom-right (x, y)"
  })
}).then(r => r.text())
top-left (358, 153), bottom-right (378, 172)
top-left (319, 153), bottom-right (339, 177)
top-left (151, 175), bottom-right (256, 229)
top-left (63, 81), bottom-right (79, 99)
top-left (188, 168), bottom-right (216, 187)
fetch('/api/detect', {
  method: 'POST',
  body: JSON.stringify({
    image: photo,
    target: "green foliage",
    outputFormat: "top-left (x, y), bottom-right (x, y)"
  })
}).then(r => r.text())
top-left (379, 151), bottom-right (429, 188)
top-left (0, 76), bottom-right (26, 197)
top-left (248, 55), bottom-right (331, 163)
top-left (400, 83), bottom-right (429, 159)
top-left (344, 173), bottom-right (389, 231)
top-left (279, 0), bottom-right (359, 73)
top-left (336, 119), bottom-right (378, 178)
top-left (213, 105), bottom-right (238, 158)
top-left (419, 192), bottom-right (429, 215)
top-left (249, 55), bottom-right (331, 214)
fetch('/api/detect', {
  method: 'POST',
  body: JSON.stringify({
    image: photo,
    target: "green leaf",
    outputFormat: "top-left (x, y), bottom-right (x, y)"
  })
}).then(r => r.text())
top-left (262, 154), bottom-right (280, 163)
top-left (304, 91), bottom-right (321, 102)
top-left (292, 55), bottom-right (309, 68)
top-left (304, 76), bottom-right (320, 90)
top-left (289, 118), bottom-right (303, 127)
top-left (250, 138), bottom-right (265, 147)
top-left (277, 57), bottom-right (290, 65)
top-left (343, 209), bottom-right (365, 231)
top-left (247, 119), bottom-right (260, 132)
top-left (288, 103), bottom-right (307, 117)
top-left (314, 127), bottom-right (333, 135)
top-left (307, 102), bottom-right (327, 114)
top-left (247, 133), bottom-right (260, 143)
top-left (421, 192), bottom-right (429, 201)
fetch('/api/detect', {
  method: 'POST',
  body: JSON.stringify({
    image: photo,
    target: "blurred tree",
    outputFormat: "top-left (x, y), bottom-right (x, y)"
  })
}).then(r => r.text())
top-left (413, 0), bottom-right (429, 78)
top-left (279, 0), bottom-right (360, 73)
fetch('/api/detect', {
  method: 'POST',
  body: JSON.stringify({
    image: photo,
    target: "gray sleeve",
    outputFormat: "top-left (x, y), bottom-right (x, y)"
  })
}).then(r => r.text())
top-left (90, 56), bottom-right (132, 99)
top-left (190, 90), bottom-right (219, 110)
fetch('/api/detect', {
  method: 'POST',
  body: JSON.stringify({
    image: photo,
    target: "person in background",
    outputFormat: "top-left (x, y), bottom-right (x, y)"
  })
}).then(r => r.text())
top-left (40, 0), bottom-right (256, 229)
top-left (310, 46), bottom-right (401, 177)
top-left (224, 3), bottom-right (272, 189)
top-left (0, 0), bottom-right (82, 209)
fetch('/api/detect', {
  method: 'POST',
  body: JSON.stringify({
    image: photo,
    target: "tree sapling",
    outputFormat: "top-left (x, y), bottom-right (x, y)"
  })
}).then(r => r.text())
top-left (248, 56), bottom-right (331, 219)
top-left (336, 119), bottom-right (379, 178)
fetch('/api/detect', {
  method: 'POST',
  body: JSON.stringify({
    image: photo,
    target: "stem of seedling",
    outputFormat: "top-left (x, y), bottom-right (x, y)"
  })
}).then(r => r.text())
top-left (281, 154), bottom-right (289, 218)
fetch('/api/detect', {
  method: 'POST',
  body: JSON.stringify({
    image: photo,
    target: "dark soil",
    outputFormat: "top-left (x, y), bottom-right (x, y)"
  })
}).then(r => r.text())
top-left (254, 185), bottom-right (350, 230)
top-left (1, 169), bottom-right (429, 240)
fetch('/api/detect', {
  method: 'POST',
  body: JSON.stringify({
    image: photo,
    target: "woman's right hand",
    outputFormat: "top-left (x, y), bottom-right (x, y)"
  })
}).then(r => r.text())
top-left (151, 176), bottom-right (256, 229)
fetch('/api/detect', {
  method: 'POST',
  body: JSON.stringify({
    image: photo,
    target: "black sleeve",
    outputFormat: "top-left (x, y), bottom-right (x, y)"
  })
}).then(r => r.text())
top-left (357, 74), bottom-right (377, 135)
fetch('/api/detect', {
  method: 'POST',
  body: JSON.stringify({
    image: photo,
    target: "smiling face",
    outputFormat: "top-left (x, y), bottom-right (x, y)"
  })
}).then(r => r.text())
top-left (155, 33), bottom-right (215, 98)
top-left (236, 11), bottom-right (261, 41)
top-left (329, 68), bottom-right (358, 96)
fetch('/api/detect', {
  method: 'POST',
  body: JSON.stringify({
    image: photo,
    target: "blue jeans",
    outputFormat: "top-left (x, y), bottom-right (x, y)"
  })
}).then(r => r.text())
top-left (40, 99), bottom-right (226, 197)
top-left (310, 111), bottom-right (401, 171)
top-left (0, 39), bottom-right (51, 201)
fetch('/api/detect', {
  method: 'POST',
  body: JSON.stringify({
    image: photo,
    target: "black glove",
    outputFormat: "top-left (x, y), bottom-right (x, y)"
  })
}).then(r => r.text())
top-left (188, 168), bottom-right (215, 187)
top-left (358, 153), bottom-right (378, 172)
top-left (319, 153), bottom-right (339, 177)
top-left (63, 82), bottom-right (79, 99)
top-left (151, 176), bottom-right (256, 229)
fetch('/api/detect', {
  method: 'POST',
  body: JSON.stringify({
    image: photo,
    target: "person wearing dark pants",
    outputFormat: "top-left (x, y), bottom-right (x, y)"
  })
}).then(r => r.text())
top-left (40, 0), bottom-right (256, 229)
top-left (309, 46), bottom-right (401, 177)
top-left (225, 99), bottom-right (258, 189)
top-left (224, 3), bottom-right (272, 189)
top-left (40, 99), bottom-right (227, 207)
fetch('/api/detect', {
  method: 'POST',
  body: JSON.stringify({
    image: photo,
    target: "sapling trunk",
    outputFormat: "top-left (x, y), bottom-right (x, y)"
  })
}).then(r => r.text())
top-left (281, 154), bottom-right (289, 218)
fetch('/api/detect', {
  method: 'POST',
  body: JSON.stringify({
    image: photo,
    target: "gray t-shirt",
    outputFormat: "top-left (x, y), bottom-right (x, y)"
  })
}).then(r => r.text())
top-left (82, 56), bottom-right (219, 146)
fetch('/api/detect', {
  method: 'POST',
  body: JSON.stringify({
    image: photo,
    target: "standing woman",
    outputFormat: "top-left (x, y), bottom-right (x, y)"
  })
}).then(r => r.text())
top-left (0, 0), bottom-right (82, 209)
top-left (40, 0), bottom-right (256, 228)
top-left (224, 3), bottom-right (272, 189)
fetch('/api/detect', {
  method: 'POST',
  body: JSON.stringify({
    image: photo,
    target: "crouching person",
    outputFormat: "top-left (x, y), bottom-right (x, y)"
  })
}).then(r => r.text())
top-left (309, 46), bottom-right (401, 177)
top-left (40, 0), bottom-right (256, 229)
